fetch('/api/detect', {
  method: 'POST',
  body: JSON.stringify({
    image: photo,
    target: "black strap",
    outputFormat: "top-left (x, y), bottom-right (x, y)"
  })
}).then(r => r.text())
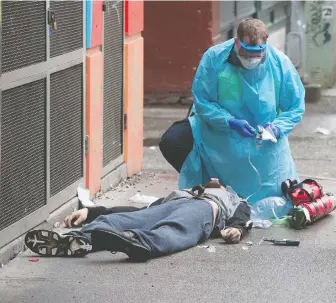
top-left (296, 179), bottom-right (322, 189)
top-left (186, 104), bottom-right (193, 117)
top-left (292, 179), bottom-right (322, 201)
top-left (182, 189), bottom-right (204, 200)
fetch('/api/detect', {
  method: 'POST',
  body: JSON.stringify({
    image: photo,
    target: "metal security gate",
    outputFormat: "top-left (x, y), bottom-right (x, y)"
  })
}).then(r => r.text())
top-left (102, 0), bottom-right (124, 177)
top-left (220, 1), bottom-right (290, 45)
top-left (0, 0), bottom-right (85, 248)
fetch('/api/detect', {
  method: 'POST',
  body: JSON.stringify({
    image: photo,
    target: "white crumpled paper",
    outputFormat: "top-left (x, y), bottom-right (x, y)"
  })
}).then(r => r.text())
top-left (77, 186), bottom-right (95, 207)
top-left (129, 193), bottom-right (159, 205)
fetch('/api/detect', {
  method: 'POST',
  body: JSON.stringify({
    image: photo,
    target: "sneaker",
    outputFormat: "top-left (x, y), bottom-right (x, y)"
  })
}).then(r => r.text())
top-left (25, 230), bottom-right (92, 257)
top-left (91, 229), bottom-right (151, 261)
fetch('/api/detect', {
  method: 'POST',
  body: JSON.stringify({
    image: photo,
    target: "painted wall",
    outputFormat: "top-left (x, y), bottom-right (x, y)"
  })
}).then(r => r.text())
top-left (287, 1), bottom-right (307, 81)
top-left (144, 1), bottom-right (219, 94)
top-left (85, 0), bottom-right (144, 198)
top-left (305, 0), bottom-right (336, 87)
top-left (124, 0), bottom-right (144, 177)
top-left (85, 46), bottom-right (103, 197)
top-left (85, 0), bottom-right (104, 198)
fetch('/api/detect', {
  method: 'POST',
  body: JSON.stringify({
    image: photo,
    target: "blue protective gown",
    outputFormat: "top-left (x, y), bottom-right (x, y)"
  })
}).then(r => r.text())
top-left (179, 39), bottom-right (305, 204)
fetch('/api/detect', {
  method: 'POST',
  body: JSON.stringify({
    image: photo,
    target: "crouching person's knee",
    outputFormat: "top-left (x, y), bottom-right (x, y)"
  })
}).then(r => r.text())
top-left (159, 133), bottom-right (170, 157)
top-left (159, 132), bottom-right (178, 166)
top-left (159, 124), bottom-right (180, 158)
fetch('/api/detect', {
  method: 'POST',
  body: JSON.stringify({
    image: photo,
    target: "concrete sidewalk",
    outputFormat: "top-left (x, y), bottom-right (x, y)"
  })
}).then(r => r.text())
top-left (1, 99), bottom-right (336, 303)
top-left (1, 171), bottom-right (336, 303)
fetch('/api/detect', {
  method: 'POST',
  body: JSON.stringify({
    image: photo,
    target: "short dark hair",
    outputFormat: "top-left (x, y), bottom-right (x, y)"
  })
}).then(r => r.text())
top-left (237, 18), bottom-right (268, 45)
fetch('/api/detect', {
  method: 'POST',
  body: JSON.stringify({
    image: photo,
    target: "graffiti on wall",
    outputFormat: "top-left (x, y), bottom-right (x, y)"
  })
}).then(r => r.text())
top-left (306, 1), bottom-right (333, 47)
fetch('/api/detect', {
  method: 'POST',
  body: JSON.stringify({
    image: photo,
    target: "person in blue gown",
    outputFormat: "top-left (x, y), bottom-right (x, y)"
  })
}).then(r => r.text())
top-left (159, 18), bottom-right (305, 204)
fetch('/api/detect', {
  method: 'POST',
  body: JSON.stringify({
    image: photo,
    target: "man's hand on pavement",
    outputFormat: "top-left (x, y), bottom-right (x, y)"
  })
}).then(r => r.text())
top-left (229, 118), bottom-right (256, 138)
top-left (64, 208), bottom-right (89, 228)
top-left (220, 227), bottom-right (242, 244)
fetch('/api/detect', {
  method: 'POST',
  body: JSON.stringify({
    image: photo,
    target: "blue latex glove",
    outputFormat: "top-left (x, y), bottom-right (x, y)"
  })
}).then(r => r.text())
top-left (264, 122), bottom-right (280, 139)
top-left (229, 118), bottom-right (256, 138)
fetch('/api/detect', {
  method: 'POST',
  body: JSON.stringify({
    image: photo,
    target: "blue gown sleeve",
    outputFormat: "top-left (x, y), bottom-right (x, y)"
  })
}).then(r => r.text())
top-left (273, 57), bottom-right (305, 138)
top-left (192, 49), bottom-right (234, 131)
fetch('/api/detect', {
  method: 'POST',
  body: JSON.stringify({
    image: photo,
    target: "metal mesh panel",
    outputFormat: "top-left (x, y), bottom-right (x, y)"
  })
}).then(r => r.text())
top-left (50, 0), bottom-right (83, 58)
top-left (1, 1), bottom-right (46, 73)
top-left (103, 0), bottom-right (124, 167)
top-left (0, 80), bottom-right (46, 231)
top-left (50, 64), bottom-right (83, 196)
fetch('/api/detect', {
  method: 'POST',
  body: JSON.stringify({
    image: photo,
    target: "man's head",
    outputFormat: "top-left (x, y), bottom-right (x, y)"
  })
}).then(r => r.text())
top-left (205, 178), bottom-right (223, 189)
top-left (236, 18), bottom-right (268, 46)
top-left (234, 18), bottom-right (268, 69)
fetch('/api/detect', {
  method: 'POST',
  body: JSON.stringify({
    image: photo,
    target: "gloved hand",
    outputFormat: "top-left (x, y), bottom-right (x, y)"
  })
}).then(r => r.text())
top-left (264, 122), bottom-right (280, 139)
top-left (229, 118), bottom-right (256, 138)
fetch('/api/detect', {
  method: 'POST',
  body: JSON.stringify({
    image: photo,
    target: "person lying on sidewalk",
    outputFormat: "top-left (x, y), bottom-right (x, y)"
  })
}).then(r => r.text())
top-left (25, 179), bottom-right (252, 262)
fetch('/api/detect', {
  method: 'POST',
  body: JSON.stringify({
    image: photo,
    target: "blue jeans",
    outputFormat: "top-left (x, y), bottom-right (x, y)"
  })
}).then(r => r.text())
top-left (72, 199), bottom-right (214, 258)
top-left (159, 118), bottom-right (193, 172)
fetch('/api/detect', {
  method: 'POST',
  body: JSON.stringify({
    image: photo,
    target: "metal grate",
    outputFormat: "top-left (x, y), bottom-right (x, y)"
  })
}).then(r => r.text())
top-left (50, 64), bottom-right (83, 196)
top-left (50, 0), bottom-right (83, 58)
top-left (103, 0), bottom-right (124, 167)
top-left (1, 1), bottom-right (46, 73)
top-left (0, 80), bottom-right (46, 231)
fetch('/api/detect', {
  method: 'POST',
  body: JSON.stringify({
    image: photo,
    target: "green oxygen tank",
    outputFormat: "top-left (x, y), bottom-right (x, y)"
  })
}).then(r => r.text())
top-left (288, 206), bottom-right (309, 230)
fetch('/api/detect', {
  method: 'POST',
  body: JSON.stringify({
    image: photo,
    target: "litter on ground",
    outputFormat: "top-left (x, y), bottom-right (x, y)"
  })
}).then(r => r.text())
top-left (315, 127), bottom-right (331, 135)
top-left (129, 193), bottom-right (159, 204)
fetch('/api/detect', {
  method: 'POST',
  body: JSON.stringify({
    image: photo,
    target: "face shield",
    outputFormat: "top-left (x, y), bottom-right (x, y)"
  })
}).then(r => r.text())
top-left (235, 40), bottom-right (266, 70)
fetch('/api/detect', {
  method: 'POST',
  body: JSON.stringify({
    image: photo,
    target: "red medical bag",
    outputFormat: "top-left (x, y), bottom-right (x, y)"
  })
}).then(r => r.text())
top-left (281, 178), bottom-right (336, 223)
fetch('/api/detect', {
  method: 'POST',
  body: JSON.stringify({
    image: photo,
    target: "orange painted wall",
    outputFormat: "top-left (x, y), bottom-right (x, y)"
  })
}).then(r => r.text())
top-left (124, 0), bottom-right (144, 177)
top-left (85, 47), bottom-right (103, 198)
top-left (124, 35), bottom-right (144, 176)
top-left (86, 0), bottom-right (144, 193)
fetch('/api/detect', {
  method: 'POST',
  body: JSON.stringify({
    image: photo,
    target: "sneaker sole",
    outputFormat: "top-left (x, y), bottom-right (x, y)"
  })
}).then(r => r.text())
top-left (25, 230), bottom-right (92, 257)
top-left (91, 230), bottom-right (150, 261)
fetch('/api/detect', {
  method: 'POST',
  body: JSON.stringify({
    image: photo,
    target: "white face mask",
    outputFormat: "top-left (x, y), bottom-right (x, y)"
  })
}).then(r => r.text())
top-left (237, 54), bottom-right (262, 70)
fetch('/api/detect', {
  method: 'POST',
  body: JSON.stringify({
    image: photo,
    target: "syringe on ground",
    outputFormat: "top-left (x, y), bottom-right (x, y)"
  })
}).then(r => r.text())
top-left (262, 238), bottom-right (300, 246)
